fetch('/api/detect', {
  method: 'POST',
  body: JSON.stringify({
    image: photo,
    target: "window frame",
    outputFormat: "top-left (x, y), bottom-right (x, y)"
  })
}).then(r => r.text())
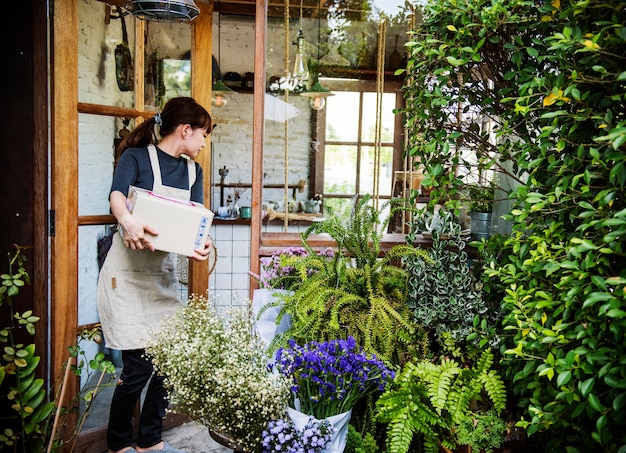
top-left (310, 78), bottom-right (405, 206)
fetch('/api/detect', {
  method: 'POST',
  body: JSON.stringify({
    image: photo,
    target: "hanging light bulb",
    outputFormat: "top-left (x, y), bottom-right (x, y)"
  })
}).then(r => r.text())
top-left (211, 80), bottom-right (234, 107)
top-left (293, 29), bottom-right (309, 83)
top-left (301, 80), bottom-right (334, 111)
top-left (211, 1), bottom-right (234, 107)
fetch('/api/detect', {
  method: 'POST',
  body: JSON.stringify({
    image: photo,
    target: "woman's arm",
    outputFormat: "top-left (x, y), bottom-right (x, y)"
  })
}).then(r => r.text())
top-left (110, 190), bottom-right (158, 251)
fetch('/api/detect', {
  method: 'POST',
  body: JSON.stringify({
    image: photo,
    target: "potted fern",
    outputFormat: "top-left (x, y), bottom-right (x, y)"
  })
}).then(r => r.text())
top-left (375, 349), bottom-right (508, 453)
top-left (264, 195), bottom-right (431, 366)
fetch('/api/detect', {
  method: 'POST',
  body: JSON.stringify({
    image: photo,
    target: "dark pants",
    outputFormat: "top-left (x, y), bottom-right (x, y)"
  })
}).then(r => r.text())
top-left (107, 349), bottom-right (167, 451)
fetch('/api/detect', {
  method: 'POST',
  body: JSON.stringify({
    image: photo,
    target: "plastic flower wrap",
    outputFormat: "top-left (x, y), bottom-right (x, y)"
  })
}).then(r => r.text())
top-left (146, 295), bottom-right (290, 452)
top-left (249, 246), bottom-right (335, 291)
top-left (261, 417), bottom-right (334, 453)
top-left (271, 336), bottom-right (395, 419)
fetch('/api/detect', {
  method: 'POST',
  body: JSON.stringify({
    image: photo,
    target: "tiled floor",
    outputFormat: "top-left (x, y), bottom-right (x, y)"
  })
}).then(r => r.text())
top-left (81, 369), bottom-right (234, 453)
top-left (161, 422), bottom-right (232, 453)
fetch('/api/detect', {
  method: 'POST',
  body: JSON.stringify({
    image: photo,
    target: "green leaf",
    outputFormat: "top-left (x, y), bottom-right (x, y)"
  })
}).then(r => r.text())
top-left (604, 375), bottom-right (626, 389)
top-left (579, 377), bottom-right (595, 398)
top-left (588, 393), bottom-right (606, 412)
top-left (557, 370), bottom-right (572, 387)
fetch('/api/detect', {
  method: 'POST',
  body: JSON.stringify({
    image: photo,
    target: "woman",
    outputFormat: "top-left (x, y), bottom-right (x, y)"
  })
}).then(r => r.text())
top-left (97, 97), bottom-right (213, 453)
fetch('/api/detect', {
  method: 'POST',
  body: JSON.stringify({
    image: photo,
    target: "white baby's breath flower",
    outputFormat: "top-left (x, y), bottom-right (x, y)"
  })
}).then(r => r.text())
top-left (146, 294), bottom-right (290, 452)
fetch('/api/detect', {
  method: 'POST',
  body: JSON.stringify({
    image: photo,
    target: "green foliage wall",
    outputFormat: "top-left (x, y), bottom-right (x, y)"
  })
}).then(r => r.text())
top-left (402, 0), bottom-right (626, 450)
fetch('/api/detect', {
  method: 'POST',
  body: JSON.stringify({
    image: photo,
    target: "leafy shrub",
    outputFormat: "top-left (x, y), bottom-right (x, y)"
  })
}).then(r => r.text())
top-left (404, 210), bottom-right (502, 358)
top-left (402, 0), bottom-right (626, 449)
top-left (0, 246), bottom-right (114, 452)
top-left (268, 196), bottom-right (431, 366)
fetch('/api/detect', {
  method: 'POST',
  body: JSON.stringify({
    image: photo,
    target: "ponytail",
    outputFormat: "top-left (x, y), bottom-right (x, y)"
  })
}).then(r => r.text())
top-left (115, 116), bottom-right (158, 164)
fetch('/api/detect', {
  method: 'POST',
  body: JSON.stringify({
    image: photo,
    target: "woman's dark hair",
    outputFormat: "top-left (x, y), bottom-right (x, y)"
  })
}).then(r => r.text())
top-left (116, 97), bottom-right (212, 160)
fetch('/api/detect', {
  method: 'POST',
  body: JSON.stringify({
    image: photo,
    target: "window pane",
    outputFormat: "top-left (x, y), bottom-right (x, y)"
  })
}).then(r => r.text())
top-left (145, 21), bottom-right (193, 110)
top-left (324, 145), bottom-right (357, 194)
top-left (323, 198), bottom-right (354, 221)
top-left (78, 113), bottom-right (119, 216)
top-left (79, 0), bottom-right (136, 107)
top-left (325, 92), bottom-right (360, 142)
top-left (361, 93), bottom-right (396, 143)
top-left (359, 146), bottom-right (394, 196)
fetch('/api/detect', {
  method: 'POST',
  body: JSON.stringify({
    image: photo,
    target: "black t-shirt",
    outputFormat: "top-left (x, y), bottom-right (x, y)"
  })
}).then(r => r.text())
top-left (111, 146), bottom-right (204, 203)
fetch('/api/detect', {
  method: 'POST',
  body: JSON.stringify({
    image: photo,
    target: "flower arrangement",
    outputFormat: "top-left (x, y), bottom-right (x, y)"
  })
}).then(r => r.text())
top-left (272, 336), bottom-right (395, 419)
top-left (250, 247), bottom-right (334, 291)
top-left (145, 294), bottom-right (290, 452)
top-left (262, 417), bottom-right (335, 453)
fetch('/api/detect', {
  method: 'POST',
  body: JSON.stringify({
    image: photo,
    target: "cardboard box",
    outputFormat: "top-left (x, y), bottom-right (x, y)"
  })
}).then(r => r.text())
top-left (126, 186), bottom-right (214, 256)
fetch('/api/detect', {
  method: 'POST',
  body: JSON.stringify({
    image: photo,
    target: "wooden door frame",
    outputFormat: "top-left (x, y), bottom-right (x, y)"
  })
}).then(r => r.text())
top-left (51, 1), bottom-right (214, 450)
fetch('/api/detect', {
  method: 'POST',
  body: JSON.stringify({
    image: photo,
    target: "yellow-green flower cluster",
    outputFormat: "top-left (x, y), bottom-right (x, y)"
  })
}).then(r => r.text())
top-left (146, 294), bottom-right (290, 451)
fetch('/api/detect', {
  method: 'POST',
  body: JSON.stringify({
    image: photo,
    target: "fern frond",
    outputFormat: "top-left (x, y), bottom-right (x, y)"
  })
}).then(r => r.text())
top-left (385, 410), bottom-right (415, 453)
top-left (425, 359), bottom-right (462, 413)
top-left (481, 369), bottom-right (508, 413)
top-left (446, 384), bottom-right (473, 425)
top-left (475, 349), bottom-right (494, 374)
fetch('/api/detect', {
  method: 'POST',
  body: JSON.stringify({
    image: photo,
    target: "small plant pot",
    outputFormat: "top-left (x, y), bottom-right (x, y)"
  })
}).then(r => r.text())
top-left (470, 211), bottom-right (492, 241)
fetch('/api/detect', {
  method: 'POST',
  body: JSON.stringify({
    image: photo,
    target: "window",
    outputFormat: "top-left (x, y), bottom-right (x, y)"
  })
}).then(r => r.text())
top-left (315, 80), bottom-right (404, 220)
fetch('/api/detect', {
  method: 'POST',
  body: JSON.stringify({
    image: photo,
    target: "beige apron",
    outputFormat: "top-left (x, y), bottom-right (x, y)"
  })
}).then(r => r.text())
top-left (97, 145), bottom-right (196, 350)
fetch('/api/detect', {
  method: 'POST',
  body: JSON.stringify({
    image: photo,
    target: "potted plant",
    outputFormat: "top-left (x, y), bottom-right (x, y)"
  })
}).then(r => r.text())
top-left (403, 208), bottom-right (503, 360)
top-left (249, 246), bottom-right (334, 346)
top-left (146, 294), bottom-right (290, 453)
top-left (270, 336), bottom-right (396, 453)
top-left (375, 349), bottom-right (508, 453)
top-left (261, 417), bottom-right (335, 452)
top-left (466, 183), bottom-right (495, 241)
top-left (0, 246), bottom-right (116, 453)
top-left (265, 195), bottom-right (431, 366)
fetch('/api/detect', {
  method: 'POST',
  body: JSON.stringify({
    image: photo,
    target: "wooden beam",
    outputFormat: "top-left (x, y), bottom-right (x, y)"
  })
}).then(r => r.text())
top-left (77, 102), bottom-right (156, 118)
top-left (33, 0), bottom-right (50, 386)
top-left (250, 0), bottom-right (268, 297)
top-left (50, 0), bottom-right (79, 425)
top-left (188, 1), bottom-right (214, 296)
top-left (96, 0), bottom-right (126, 6)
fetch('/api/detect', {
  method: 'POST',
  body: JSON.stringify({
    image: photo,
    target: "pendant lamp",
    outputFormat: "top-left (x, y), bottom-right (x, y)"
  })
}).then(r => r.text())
top-left (292, 0), bottom-right (309, 83)
top-left (211, 79), bottom-right (234, 107)
top-left (300, 80), bottom-right (334, 111)
top-left (299, 5), bottom-right (333, 111)
top-left (125, 0), bottom-right (200, 23)
top-left (211, 0), bottom-right (234, 107)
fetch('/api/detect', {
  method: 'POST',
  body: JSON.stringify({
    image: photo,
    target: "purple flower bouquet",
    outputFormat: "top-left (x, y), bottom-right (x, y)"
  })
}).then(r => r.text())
top-left (261, 417), bottom-right (334, 453)
top-left (271, 336), bottom-right (395, 419)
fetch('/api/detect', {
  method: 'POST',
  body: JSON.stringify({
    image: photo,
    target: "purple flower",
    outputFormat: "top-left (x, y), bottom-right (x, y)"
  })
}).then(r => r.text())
top-left (270, 336), bottom-right (395, 419)
top-left (261, 418), bottom-right (334, 453)
top-left (249, 247), bottom-right (334, 291)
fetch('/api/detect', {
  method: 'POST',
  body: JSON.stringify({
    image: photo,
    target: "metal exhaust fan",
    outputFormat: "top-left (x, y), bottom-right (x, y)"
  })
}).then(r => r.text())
top-left (125, 0), bottom-right (200, 22)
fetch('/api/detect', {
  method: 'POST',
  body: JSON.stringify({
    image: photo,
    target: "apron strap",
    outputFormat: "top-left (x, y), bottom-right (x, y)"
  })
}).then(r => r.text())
top-left (149, 144), bottom-right (196, 191)
top-left (147, 144), bottom-right (163, 187)
top-left (187, 158), bottom-right (196, 188)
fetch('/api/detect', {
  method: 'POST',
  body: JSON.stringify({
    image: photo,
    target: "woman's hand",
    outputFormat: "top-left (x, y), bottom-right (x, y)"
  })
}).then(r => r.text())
top-left (110, 190), bottom-right (158, 251)
top-left (119, 211), bottom-right (158, 251)
top-left (189, 235), bottom-right (213, 261)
